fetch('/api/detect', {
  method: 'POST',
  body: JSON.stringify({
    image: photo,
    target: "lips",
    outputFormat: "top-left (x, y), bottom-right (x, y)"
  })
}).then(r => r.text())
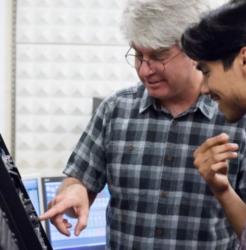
top-left (147, 79), bottom-right (165, 85)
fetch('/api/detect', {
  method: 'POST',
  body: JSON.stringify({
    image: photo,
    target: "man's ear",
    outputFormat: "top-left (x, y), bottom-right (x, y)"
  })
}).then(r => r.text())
top-left (239, 47), bottom-right (246, 72)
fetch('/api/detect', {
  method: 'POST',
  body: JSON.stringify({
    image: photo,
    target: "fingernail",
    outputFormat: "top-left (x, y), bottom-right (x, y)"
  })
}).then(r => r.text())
top-left (230, 143), bottom-right (239, 148)
top-left (220, 133), bottom-right (229, 139)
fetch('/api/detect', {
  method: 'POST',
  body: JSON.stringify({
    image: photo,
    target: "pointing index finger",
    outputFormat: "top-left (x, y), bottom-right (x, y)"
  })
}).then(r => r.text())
top-left (39, 207), bottom-right (59, 221)
top-left (39, 200), bottom-right (70, 221)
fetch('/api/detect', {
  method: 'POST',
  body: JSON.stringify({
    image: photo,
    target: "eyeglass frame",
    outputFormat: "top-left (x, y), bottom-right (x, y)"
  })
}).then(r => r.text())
top-left (125, 46), bottom-right (182, 71)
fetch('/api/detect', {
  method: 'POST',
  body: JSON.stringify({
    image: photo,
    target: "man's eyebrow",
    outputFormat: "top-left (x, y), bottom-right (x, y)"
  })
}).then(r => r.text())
top-left (151, 48), bottom-right (170, 57)
top-left (156, 47), bottom-right (170, 53)
top-left (152, 47), bottom-right (170, 56)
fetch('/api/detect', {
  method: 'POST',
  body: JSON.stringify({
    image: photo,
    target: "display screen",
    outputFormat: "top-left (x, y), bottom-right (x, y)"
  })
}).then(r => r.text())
top-left (23, 177), bottom-right (42, 215)
top-left (42, 177), bottom-right (110, 250)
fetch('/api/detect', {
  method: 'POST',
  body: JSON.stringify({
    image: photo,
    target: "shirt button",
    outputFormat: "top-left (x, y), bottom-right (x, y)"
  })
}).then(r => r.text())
top-left (172, 120), bottom-right (177, 126)
top-left (160, 191), bottom-right (168, 198)
top-left (128, 144), bottom-right (134, 151)
top-left (166, 155), bottom-right (173, 161)
top-left (155, 228), bottom-right (163, 237)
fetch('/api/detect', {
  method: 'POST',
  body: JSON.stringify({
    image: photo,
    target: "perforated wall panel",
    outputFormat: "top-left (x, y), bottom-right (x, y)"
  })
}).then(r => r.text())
top-left (15, 0), bottom-right (138, 176)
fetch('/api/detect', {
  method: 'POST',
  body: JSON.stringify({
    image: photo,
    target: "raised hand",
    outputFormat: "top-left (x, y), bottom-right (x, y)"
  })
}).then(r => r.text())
top-left (193, 133), bottom-right (238, 194)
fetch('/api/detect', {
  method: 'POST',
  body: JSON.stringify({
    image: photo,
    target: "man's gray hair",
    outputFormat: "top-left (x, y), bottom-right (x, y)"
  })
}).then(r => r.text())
top-left (121, 0), bottom-right (210, 49)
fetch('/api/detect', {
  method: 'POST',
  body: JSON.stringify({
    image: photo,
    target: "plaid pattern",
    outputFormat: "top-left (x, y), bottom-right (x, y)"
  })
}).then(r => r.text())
top-left (64, 84), bottom-right (246, 250)
top-left (240, 227), bottom-right (246, 250)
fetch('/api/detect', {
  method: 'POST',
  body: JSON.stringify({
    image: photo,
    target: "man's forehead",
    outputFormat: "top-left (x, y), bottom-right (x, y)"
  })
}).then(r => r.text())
top-left (131, 43), bottom-right (176, 54)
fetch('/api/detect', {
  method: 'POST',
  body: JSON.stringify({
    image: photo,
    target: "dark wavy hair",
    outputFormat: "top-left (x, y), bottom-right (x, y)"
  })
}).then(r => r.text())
top-left (181, 1), bottom-right (246, 69)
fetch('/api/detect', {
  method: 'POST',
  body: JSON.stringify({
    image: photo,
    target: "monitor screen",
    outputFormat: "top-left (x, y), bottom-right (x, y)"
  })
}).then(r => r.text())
top-left (41, 176), bottom-right (110, 250)
top-left (22, 176), bottom-right (43, 216)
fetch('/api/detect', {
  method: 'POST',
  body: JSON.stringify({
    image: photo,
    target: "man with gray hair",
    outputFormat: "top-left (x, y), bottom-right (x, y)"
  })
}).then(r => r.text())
top-left (40, 0), bottom-right (246, 249)
top-left (122, 0), bottom-right (209, 49)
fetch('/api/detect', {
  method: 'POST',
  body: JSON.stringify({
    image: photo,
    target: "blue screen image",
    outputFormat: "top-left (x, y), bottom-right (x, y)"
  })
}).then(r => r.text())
top-left (23, 178), bottom-right (41, 215)
top-left (42, 177), bottom-right (110, 250)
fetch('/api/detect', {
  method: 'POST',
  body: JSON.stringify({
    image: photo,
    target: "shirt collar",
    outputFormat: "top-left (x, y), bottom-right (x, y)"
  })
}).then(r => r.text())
top-left (139, 89), bottom-right (217, 120)
top-left (195, 94), bottom-right (217, 120)
top-left (139, 88), bottom-right (154, 113)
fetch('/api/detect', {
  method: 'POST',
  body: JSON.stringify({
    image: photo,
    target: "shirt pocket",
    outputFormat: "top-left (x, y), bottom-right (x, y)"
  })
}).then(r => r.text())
top-left (106, 141), bottom-right (163, 193)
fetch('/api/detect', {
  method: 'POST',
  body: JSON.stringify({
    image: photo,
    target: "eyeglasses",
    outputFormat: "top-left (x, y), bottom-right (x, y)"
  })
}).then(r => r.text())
top-left (125, 47), bottom-right (181, 70)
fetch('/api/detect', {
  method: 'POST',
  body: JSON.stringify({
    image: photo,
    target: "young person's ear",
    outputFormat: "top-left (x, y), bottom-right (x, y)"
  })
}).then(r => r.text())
top-left (240, 47), bottom-right (246, 68)
top-left (238, 47), bottom-right (246, 77)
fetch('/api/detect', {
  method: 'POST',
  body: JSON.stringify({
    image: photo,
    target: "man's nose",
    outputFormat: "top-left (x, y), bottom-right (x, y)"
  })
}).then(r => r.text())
top-left (138, 60), bottom-right (155, 76)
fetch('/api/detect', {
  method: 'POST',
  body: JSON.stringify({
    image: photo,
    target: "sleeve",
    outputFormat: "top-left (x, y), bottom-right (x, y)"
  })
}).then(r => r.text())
top-left (63, 98), bottom-right (112, 193)
top-left (236, 134), bottom-right (246, 202)
top-left (240, 225), bottom-right (246, 250)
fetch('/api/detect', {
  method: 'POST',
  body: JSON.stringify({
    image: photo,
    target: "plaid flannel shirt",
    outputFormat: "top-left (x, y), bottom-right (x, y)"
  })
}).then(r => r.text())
top-left (64, 84), bottom-right (246, 250)
top-left (240, 226), bottom-right (246, 250)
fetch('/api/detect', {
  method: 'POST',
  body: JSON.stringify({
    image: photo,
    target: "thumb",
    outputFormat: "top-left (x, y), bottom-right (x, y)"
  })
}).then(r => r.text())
top-left (74, 207), bottom-right (89, 236)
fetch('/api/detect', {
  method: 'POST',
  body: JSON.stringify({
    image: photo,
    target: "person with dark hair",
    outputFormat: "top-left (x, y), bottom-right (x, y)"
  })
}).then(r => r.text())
top-left (182, 1), bottom-right (246, 248)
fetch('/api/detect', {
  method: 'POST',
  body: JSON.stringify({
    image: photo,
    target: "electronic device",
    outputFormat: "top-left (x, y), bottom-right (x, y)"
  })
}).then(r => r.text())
top-left (22, 175), bottom-right (43, 216)
top-left (0, 134), bottom-right (53, 250)
top-left (92, 97), bottom-right (103, 114)
top-left (42, 176), bottom-right (110, 250)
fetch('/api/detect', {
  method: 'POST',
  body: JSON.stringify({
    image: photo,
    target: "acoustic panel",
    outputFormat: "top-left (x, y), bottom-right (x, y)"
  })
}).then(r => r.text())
top-left (15, 0), bottom-right (138, 176)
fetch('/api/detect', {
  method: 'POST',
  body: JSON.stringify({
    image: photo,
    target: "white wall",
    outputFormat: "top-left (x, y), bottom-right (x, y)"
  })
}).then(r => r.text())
top-left (15, 0), bottom-right (138, 176)
top-left (0, 0), bottom-right (12, 148)
top-left (0, 1), bottom-right (5, 134)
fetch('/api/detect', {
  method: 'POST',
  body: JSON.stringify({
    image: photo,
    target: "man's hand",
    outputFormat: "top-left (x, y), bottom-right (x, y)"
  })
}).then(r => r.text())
top-left (193, 133), bottom-right (238, 194)
top-left (39, 178), bottom-right (90, 237)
